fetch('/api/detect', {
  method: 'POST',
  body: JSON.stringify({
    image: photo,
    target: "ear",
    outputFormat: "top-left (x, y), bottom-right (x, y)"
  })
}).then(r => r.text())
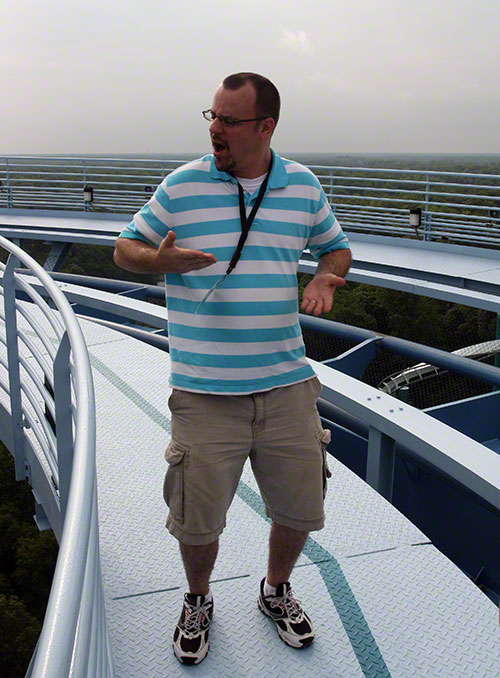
top-left (260, 117), bottom-right (276, 139)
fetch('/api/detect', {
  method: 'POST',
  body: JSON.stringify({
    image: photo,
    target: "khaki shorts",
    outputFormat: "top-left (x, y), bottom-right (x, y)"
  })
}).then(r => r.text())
top-left (163, 376), bottom-right (331, 545)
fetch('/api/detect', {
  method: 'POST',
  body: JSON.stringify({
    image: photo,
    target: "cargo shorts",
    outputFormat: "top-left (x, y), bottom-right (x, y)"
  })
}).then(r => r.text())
top-left (163, 376), bottom-right (331, 545)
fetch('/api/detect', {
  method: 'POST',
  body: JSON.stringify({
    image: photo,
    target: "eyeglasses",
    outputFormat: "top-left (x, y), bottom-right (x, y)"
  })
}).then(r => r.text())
top-left (202, 109), bottom-right (269, 127)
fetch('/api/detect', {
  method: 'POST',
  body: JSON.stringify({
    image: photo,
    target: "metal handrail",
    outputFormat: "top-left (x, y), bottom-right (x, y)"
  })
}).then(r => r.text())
top-left (0, 236), bottom-right (114, 677)
top-left (1, 155), bottom-right (499, 246)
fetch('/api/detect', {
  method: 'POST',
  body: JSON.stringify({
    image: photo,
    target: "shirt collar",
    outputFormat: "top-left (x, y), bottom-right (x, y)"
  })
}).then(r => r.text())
top-left (209, 148), bottom-right (288, 190)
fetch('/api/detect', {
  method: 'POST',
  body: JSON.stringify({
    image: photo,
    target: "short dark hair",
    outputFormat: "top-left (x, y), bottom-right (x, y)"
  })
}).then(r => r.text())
top-left (222, 72), bottom-right (280, 128)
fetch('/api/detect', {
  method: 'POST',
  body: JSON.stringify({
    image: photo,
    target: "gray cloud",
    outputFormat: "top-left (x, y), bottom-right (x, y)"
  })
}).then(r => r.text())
top-left (1, 0), bottom-right (499, 154)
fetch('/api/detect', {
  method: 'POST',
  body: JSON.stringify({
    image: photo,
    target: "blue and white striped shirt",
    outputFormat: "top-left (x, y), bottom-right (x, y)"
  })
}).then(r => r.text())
top-left (119, 150), bottom-right (349, 394)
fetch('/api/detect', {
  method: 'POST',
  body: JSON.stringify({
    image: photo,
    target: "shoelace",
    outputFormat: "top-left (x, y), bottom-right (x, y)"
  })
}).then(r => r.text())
top-left (270, 589), bottom-right (303, 622)
top-left (183, 601), bottom-right (211, 634)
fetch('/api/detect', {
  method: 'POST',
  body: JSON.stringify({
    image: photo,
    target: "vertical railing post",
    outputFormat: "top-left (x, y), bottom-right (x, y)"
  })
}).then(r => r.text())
top-left (495, 314), bottom-right (500, 369)
top-left (54, 331), bottom-right (74, 522)
top-left (83, 159), bottom-right (88, 212)
top-left (5, 157), bottom-right (13, 208)
top-left (329, 167), bottom-right (334, 208)
top-left (423, 173), bottom-right (431, 241)
top-left (423, 211), bottom-right (432, 241)
top-left (366, 426), bottom-right (396, 502)
top-left (3, 255), bottom-right (26, 480)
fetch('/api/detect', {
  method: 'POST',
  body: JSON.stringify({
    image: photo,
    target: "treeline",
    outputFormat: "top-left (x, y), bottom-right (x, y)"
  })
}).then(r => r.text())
top-left (290, 153), bottom-right (500, 174)
top-left (0, 443), bottom-right (58, 677)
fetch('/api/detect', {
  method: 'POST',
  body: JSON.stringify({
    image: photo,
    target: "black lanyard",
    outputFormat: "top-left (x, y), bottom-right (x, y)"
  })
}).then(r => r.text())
top-left (226, 155), bottom-right (273, 275)
top-left (194, 156), bottom-right (273, 313)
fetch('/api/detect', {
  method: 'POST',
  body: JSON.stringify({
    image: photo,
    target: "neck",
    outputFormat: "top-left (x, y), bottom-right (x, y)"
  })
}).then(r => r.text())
top-left (232, 149), bottom-right (272, 179)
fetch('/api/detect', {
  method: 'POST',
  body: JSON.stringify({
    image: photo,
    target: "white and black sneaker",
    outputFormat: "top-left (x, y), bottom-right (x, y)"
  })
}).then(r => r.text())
top-left (258, 578), bottom-right (314, 648)
top-left (173, 592), bottom-right (214, 665)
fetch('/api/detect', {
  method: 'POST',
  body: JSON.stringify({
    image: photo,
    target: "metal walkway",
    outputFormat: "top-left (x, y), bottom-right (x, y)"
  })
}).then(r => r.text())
top-left (0, 207), bottom-right (499, 675)
top-left (81, 318), bottom-right (499, 677)
top-left (1, 209), bottom-right (500, 312)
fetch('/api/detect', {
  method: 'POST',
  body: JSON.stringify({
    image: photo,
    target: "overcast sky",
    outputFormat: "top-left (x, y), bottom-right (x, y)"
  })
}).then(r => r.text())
top-left (2, 0), bottom-right (499, 155)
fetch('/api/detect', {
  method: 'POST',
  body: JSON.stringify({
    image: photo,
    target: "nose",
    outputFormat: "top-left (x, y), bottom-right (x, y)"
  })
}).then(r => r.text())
top-left (209, 116), bottom-right (223, 135)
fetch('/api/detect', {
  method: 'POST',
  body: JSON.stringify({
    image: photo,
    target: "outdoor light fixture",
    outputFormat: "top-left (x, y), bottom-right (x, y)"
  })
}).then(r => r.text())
top-left (83, 185), bottom-right (94, 202)
top-left (409, 207), bottom-right (422, 228)
top-left (144, 185), bottom-right (153, 194)
top-left (489, 209), bottom-right (500, 221)
top-left (409, 207), bottom-right (422, 239)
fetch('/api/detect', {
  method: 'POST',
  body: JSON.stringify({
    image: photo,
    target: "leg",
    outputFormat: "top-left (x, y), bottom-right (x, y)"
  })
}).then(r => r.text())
top-left (267, 523), bottom-right (308, 586)
top-left (258, 522), bottom-right (314, 648)
top-left (252, 380), bottom-right (327, 648)
top-left (173, 540), bottom-right (218, 665)
top-left (180, 539), bottom-right (219, 595)
top-left (167, 391), bottom-right (253, 665)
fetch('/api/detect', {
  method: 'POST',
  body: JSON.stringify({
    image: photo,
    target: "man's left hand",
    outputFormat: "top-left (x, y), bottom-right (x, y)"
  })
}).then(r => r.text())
top-left (300, 273), bottom-right (346, 316)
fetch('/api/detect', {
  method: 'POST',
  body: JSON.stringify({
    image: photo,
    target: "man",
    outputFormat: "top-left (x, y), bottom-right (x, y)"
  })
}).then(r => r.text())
top-left (114, 72), bottom-right (351, 665)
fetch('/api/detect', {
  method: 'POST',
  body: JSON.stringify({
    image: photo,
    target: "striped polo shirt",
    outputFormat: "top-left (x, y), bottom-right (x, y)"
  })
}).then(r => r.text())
top-left (119, 149), bottom-right (349, 394)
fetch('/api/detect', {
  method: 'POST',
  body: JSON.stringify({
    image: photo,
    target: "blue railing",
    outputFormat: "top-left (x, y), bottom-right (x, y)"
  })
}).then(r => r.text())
top-left (1, 155), bottom-right (499, 247)
top-left (0, 237), bottom-right (114, 677)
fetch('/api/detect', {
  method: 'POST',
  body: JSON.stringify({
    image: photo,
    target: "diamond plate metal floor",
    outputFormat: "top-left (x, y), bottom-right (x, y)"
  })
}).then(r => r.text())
top-left (3, 304), bottom-right (498, 677)
top-left (77, 318), bottom-right (500, 678)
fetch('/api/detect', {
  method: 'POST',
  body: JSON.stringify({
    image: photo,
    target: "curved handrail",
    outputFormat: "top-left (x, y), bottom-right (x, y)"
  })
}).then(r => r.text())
top-left (0, 236), bottom-right (114, 677)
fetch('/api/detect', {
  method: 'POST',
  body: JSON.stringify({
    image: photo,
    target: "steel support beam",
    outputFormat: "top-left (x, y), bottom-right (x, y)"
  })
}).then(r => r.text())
top-left (43, 242), bottom-right (71, 272)
top-left (366, 427), bottom-right (396, 503)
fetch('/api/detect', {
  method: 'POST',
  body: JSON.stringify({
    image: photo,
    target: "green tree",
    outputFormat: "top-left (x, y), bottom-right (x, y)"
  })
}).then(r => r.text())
top-left (0, 594), bottom-right (41, 678)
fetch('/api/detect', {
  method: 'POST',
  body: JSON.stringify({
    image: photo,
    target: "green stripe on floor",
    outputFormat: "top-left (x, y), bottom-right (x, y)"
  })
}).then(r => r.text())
top-left (92, 353), bottom-right (391, 678)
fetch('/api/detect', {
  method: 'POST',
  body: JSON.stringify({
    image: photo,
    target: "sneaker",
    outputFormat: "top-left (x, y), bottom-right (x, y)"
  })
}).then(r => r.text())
top-left (257, 578), bottom-right (314, 648)
top-left (173, 592), bottom-right (214, 665)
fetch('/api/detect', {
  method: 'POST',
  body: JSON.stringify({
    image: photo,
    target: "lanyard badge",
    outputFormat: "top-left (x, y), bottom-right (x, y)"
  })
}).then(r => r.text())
top-left (194, 156), bottom-right (273, 314)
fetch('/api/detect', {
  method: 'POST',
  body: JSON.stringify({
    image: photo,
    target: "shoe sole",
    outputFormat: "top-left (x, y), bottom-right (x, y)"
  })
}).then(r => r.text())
top-left (257, 596), bottom-right (314, 649)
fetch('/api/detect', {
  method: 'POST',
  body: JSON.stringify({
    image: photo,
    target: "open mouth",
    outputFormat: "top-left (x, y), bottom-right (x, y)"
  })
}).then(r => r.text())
top-left (212, 139), bottom-right (226, 155)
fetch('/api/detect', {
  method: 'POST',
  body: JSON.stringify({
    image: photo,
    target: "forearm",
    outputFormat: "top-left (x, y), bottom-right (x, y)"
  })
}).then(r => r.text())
top-left (113, 237), bottom-right (163, 274)
top-left (315, 248), bottom-right (352, 278)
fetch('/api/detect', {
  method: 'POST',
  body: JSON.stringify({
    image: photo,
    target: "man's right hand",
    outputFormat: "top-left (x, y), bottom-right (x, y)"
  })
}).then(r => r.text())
top-left (156, 231), bottom-right (217, 273)
top-left (113, 232), bottom-right (217, 274)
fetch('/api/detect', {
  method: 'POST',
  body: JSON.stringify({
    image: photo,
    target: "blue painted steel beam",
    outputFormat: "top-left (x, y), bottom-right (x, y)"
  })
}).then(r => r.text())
top-left (301, 314), bottom-right (500, 389)
top-left (366, 427), bottom-right (396, 502)
top-left (322, 337), bottom-right (380, 377)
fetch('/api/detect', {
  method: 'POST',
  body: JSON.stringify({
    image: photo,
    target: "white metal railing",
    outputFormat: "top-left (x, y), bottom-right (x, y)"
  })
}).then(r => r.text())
top-left (1, 155), bottom-right (499, 247)
top-left (0, 236), bottom-right (114, 677)
top-left (313, 358), bottom-right (500, 511)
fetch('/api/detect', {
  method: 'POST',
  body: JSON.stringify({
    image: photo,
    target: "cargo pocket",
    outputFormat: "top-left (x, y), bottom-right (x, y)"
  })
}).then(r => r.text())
top-left (163, 440), bottom-right (188, 524)
top-left (316, 429), bottom-right (332, 498)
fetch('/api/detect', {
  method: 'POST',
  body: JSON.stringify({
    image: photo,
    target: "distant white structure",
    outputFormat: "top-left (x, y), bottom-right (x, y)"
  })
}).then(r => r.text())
top-left (379, 340), bottom-right (500, 395)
